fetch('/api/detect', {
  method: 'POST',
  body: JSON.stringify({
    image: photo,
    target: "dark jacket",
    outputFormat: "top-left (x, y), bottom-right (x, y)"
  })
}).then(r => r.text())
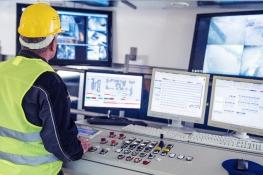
top-left (19, 50), bottom-right (83, 175)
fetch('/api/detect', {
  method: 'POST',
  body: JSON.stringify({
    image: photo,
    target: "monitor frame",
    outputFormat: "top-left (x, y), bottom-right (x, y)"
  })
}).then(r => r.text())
top-left (82, 69), bottom-right (144, 111)
top-left (147, 68), bottom-right (210, 124)
top-left (188, 10), bottom-right (263, 78)
top-left (16, 3), bottom-right (112, 67)
top-left (208, 76), bottom-right (263, 136)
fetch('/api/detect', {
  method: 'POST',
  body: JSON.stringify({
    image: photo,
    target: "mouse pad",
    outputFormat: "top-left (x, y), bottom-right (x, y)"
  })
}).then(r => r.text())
top-left (222, 159), bottom-right (263, 175)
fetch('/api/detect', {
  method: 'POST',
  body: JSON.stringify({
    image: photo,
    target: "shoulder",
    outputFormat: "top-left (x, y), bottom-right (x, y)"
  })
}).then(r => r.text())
top-left (35, 71), bottom-right (65, 87)
top-left (34, 71), bottom-right (67, 95)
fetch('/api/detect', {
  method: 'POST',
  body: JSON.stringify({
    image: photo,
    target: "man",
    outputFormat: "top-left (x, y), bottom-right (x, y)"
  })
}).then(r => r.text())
top-left (0, 3), bottom-right (91, 175)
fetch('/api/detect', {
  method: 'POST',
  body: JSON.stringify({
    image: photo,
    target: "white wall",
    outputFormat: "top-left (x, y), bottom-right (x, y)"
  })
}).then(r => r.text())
top-left (0, 1), bottom-right (257, 69)
top-left (0, 2), bottom-right (17, 56)
top-left (115, 7), bottom-right (197, 69)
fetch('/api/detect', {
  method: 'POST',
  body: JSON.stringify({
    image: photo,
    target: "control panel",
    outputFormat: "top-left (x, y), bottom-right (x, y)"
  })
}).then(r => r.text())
top-left (65, 123), bottom-right (263, 175)
top-left (87, 130), bottom-right (194, 166)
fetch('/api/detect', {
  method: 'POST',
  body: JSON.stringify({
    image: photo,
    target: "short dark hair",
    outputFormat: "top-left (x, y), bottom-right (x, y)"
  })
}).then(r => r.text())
top-left (20, 35), bottom-right (52, 54)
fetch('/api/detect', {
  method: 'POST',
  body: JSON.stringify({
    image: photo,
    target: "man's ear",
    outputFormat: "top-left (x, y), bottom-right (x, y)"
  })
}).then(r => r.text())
top-left (50, 39), bottom-right (57, 51)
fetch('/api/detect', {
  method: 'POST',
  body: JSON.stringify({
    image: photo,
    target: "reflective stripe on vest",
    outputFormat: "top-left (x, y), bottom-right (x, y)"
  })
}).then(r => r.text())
top-left (0, 126), bottom-right (58, 165)
top-left (0, 126), bottom-right (41, 142)
top-left (0, 152), bottom-right (58, 166)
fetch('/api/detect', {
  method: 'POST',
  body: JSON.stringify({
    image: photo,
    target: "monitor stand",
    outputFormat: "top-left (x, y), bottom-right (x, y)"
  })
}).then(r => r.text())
top-left (233, 131), bottom-right (250, 140)
top-left (86, 110), bottom-right (147, 126)
top-left (165, 119), bottom-right (194, 134)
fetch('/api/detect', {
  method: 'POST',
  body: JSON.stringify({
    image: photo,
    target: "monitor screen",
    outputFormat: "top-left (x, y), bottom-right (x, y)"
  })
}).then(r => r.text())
top-left (208, 76), bottom-right (263, 136)
top-left (73, 0), bottom-right (116, 7)
top-left (189, 10), bottom-right (263, 78)
top-left (147, 69), bottom-right (210, 124)
top-left (16, 3), bottom-right (112, 66)
top-left (57, 70), bottom-right (83, 109)
top-left (83, 71), bottom-right (143, 110)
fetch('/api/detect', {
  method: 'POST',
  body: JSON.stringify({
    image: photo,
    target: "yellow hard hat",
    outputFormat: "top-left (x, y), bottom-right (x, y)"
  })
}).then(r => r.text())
top-left (18, 3), bottom-right (62, 37)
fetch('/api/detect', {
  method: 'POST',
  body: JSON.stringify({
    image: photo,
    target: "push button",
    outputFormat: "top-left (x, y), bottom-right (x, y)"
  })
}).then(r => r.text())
top-left (134, 157), bottom-right (142, 163)
top-left (125, 156), bottom-right (134, 161)
top-left (117, 154), bottom-right (125, 159)
top-left (177, 154), bottom-right (185, 160)
top-left (124, 149), bottom-right (131, 154)
top-left (99, 148), bottom-right (108, 155)
top-left (169, 153), bottom-right (176, 158)
top-left (148, 154), bottom-right (155, 159)
top-left (111, 139), bottom-right (118, 146)
top-left (142, 160), bottom-right (151, 165)
top-left (115, 148), bottom-right (122, 153)
top-left (186, 156), bottom-right (194, 161)
top-left (100, 138), bottom-right (107, 144)
top-left (119, 133), bottom-right (126, 139)
top-left (88, 146), bottom-right (97, 152)
top-left (109, 131), bottom-right (116, 138)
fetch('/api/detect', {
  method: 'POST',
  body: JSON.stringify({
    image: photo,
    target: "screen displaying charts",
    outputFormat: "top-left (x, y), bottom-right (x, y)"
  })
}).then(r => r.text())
top-left (83, 71), bottom-right (143, 109)
top-left (208, 76), bottom-right (263, 136)
top-left (148, 69), bottom-right (209, 124)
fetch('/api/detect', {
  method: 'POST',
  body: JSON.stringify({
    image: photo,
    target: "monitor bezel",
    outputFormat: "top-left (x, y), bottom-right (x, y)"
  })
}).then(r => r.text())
top-left (147, 68), bottom-right (210, 124)
top-left (188, 10), bottom-right (263, 78)
top-left (16, 3), bottom-right (112, 67)
top-left (208, 76), bottom-right (263, 136)
top-left (82, 69), bottom-right (144, 111)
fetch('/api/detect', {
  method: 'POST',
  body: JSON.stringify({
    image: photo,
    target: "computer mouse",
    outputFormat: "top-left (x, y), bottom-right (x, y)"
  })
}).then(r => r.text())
top-left (236, 159), bottom-right (249, 171)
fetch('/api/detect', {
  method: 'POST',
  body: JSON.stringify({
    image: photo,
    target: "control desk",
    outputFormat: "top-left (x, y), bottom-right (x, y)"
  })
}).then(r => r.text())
top-left (63, 120), bottom-right (263, 175)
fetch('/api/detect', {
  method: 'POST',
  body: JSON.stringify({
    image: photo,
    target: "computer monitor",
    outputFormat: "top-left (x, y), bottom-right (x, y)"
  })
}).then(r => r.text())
top-left (16, 3), bottom-right (112, 67)
top-left (147, 68), bottom-right (210, 127)
top-left (189, 10), bottom-right (263, 78)
top-left (83, 70), bottom-right (143, 113)
top-left (208, 76), bottom-right (263, 139)
top-left (57, 69), bottom-right (84, 120)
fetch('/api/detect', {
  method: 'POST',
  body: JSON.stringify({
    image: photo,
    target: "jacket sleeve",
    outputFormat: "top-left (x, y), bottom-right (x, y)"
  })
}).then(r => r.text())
top-left (34, 71), bottom-right (83, 162)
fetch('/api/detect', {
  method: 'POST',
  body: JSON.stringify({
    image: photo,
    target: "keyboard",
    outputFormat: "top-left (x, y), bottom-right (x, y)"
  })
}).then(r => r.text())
top-left (122, 124), bottom-right (189, 141)
top-left (189, 132), bottom-right (263, 154)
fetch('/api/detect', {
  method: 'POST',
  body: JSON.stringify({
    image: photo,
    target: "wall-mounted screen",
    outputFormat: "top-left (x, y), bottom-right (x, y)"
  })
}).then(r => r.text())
top-left (189, 10), bottom-right (263, 78)
top-left (16, 3), bottom-right (112, 67)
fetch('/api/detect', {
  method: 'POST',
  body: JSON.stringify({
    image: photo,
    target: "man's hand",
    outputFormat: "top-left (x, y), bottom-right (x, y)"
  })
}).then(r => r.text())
top-left (78, 136), bottom-right (92, 154)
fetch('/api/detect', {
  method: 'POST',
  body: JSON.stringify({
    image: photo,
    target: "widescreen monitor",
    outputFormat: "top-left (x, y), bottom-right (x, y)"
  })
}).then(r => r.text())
top-left (83, 70), bottom-right (143, 111)
top-left (189, 10), bottom-right (263, 78)
top-left (16, 3), bottom-right (112, 66)
top-left (208, 76), bottom-right (263, 137)
top-left (147, 68), bottom-right (210, 124)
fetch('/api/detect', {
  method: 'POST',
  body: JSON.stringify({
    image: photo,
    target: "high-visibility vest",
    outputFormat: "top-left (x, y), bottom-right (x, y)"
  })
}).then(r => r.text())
top-left (0, 56), bottom-right (62, 175)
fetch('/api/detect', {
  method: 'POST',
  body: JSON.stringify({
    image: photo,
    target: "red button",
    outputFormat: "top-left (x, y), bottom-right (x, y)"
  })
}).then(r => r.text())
top-left (111, 139), bottom-right (118, 146)
top-left (142, 160), bottom-right (151, 165)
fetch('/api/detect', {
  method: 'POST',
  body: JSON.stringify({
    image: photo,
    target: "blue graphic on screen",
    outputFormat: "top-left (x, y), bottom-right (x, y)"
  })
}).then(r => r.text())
top-left (87, 16), bottom-right (108, 60)
top-left (57, 14), bottom-right (85, 60)
top-left (84, 72), bottom-right (143, 109)
top-left (56, 11), bottom-right (109, 61)
top-left (203, 15), bottom-right (263, 77)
